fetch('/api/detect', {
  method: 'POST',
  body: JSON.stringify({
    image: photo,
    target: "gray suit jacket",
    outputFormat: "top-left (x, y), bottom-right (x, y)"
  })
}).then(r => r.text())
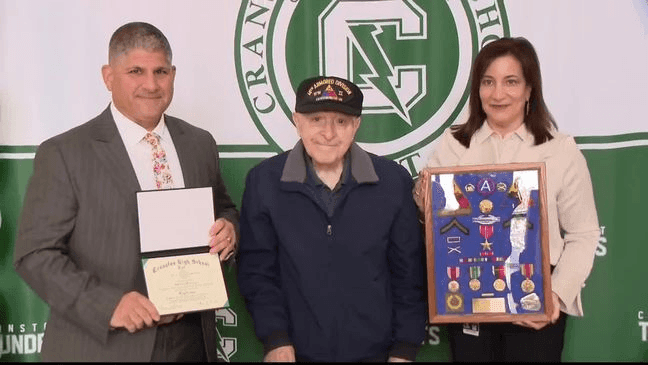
top-left (13, 106), bottom-right (239, 361)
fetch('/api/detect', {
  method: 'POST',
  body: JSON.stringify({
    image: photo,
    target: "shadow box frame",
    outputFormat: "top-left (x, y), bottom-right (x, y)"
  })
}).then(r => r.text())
top-left (421, 162), bottom-right (553, 324)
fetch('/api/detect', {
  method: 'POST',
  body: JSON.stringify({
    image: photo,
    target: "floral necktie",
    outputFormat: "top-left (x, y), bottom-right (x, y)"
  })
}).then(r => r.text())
top-left (143, 132), bottom-right (174, 189)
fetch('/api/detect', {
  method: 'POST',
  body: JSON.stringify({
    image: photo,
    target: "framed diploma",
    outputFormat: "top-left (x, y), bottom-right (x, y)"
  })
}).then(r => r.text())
top-left (137, 187), bottom-right (229, 316)
top-left (422, 163), bottom-right (552, 323)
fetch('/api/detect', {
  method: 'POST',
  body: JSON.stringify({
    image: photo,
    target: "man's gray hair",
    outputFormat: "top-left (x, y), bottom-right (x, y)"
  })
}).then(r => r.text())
top-left (108, 22), bottom-right (172, 64)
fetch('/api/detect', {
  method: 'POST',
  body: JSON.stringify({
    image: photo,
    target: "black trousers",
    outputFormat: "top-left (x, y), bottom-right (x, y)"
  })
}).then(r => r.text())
top-left (448, 311), bottom-right (568, 362)
top-left (150, 312), bottom-right (207, 362)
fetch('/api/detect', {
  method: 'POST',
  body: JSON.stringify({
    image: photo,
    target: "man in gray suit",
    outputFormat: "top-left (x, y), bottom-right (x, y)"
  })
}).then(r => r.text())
top-left (13, 22), bottom-right (238, 361)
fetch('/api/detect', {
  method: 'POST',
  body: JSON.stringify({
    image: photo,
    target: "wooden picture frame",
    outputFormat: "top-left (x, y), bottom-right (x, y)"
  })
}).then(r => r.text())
top-left (422, 162), bottom-right (553, 323)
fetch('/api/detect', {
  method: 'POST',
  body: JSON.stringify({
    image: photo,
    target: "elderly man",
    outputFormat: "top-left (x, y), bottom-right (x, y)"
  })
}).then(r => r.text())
top-left (13, 22), bottom-right (238, 361)
top-left (237, 76), bottom-right (426, 362)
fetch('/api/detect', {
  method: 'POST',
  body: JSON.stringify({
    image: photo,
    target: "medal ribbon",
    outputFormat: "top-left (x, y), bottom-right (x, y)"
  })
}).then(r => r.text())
top-left (469, 266), bottom-right (481, 279)
top-left (447, 267), bottom-right (460, 280)
top-left (492, 265), bottom-right (506, 280)
top-left (479, 225), bottom-right (494, 240)
top-left (459, 256), bottom-right (506, 264)
top-left (521, 263), bottom-right (534, 279)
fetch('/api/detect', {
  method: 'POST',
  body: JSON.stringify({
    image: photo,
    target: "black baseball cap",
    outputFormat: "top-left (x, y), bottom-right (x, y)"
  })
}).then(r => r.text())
top-left (294, 76), bottom-right (363, 117)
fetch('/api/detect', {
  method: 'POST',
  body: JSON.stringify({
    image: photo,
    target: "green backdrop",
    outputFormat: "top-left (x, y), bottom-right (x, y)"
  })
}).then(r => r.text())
top-left (1, 0), bottom-right (647, 361)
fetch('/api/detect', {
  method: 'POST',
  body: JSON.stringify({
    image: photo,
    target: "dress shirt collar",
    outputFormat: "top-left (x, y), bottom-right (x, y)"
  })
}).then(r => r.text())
top-left (110, 102), bottom-right (169, 147)
top-left (473, 121), bottom-right (532, 145)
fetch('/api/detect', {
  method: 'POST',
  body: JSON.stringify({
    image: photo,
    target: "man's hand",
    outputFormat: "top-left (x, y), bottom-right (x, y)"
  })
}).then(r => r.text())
top-left (157, 313), bottom-right (184, 326)
top-left (513, 291), bottom-right (561, 330)
top-left (109, 291), bottom-right (160, 333)
top-left (264, 345), bottom-right (296, 362)
top-left (209, 218), bottom-right (237, 261)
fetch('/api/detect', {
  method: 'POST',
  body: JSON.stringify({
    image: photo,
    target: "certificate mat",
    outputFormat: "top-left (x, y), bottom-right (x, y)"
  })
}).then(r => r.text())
top-left (137, 187), bottom-right (214, 253)
top-left (142, 253), bottom-right (229, 315)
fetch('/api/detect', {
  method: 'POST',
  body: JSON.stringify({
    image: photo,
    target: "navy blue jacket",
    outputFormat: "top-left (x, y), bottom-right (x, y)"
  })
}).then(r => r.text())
top-left (237, 141), bottom-right (426, 362)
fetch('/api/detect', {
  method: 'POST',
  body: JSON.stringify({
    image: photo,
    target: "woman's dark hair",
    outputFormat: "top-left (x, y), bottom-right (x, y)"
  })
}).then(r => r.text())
top-left (451, 37), bottom-right (557, 147)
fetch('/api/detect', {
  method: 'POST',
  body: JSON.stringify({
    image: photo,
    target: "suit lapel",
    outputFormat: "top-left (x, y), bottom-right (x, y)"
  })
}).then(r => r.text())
top-left (166, 117), bottom-right (199, 188)
top-left (90, 107), bottom-right (141, 199)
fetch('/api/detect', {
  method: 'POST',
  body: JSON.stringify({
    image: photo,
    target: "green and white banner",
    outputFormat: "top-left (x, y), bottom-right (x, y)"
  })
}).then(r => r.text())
top-left (1, 0), bottom-right (647, 361)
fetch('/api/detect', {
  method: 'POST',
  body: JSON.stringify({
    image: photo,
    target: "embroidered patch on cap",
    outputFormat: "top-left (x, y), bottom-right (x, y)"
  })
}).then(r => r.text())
top-left (295, 76), bottom-right (363, 116)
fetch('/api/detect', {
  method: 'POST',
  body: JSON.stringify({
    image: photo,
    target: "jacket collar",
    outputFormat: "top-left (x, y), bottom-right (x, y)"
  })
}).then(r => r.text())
top-left (280, 140), bottom-right (379, 184)
top-left (89, 105), bottom-right (196, 195)
top-left (90, 105), bottom-right (142, 198)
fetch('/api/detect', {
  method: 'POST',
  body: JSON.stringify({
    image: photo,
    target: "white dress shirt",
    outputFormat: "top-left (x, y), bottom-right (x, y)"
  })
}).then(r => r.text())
top-left (111, 102), bottom-right (185, 191)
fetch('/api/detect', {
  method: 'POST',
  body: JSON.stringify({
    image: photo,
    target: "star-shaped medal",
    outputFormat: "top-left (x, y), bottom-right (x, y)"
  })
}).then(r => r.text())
top-left (481, 240), bottom-right (492, 250)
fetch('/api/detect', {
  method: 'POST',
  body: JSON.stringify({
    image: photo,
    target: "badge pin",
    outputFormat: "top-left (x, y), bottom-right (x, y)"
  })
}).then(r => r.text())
top-left (479, 199), bottom-right (493, 214)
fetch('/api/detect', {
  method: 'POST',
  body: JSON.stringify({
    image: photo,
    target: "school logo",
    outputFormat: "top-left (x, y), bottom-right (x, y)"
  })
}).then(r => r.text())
top-left (235, 0), bottom-right (509, 174)
top-left (215, 308), bottom-right (238, 362)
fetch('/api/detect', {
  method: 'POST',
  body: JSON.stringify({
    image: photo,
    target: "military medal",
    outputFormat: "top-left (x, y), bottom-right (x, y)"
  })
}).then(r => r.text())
top-left (492, 265), bottom-right (506, 291)
top-left (493, 279), bottom-right (506, 292)
top-left (479, 226), bottom-right (493, 250)
top-left (445, 267), bottom-right (464, 313)
top-left (447, 266), bottom-right (460, 292)
top-left (469, 266), bottom-right (481, 291)
top-left (520, 263), bottom-right (535, 293)
top-left (472, 199), bottom-right (500, 251)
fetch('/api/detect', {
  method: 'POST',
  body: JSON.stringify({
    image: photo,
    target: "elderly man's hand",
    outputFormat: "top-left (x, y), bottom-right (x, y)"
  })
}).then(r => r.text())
top-left (264, 345), bottom-right (296, 362)
top-left (208, 218), bottom-right (237, 261)
top-left (388, 356), bottom-right (411, 362)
